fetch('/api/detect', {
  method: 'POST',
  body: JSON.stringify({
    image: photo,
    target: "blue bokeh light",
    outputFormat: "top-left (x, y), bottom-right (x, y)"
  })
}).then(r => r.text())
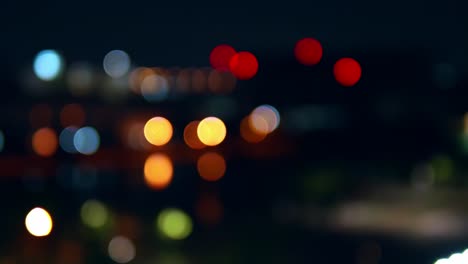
top-left (0, 130), bottom-right (4, 152)
top-left (60, 126), bottom-right (78, 153)
top-left (73, 126), bottom-right (100, 155)
top-left (33, 50), bottom-right (63, 81)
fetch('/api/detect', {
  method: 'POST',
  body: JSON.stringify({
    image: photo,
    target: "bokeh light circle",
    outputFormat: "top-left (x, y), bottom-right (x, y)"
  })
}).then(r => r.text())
top-left (108, 236), bottom-right (136, 263)
top-left (73, 127), bottom-right (100, 155)
top-left (250, 104), bottom-right (280, 134)
top-left (32, 127), bottom-right (58, 157)
top-left (210, 44), bottom-right (236, 71)
top-left (103, 50), bottom-right (131, 78)
top-left (197, 152), bottom-right (226, 182)
top-left (60, 104), bottom-right (86, 128)
top-left (144, 154), bottom-right (174, 190)
top-left (157, 208), bottom-right (193, 240)
top-left (66, 62), bottom-right (94, 96)
top-left (143, 117), bottom-right (173, 146)
top-left (59, 126), bottom-right (78, 153)
top-left (196, 194), bottom-right (223, 226)
top-left (229, 51), bottom-right (258, 80)
top-left (141, 74), bottom-right (170, 102)
top-left (240, 116), bottom-right (267, 143)
top-left (183, 121), bottom-right (206, 149)
top-left (81, 199), bottom-right (110, 229)
top-left (294, 38), bottom-right (323, 66)
top-left (33, 50), bottom-right (63, 81)
top-left (25, 207), bottom-right (53, 237)
top-left (0, 130), bottom-right (4, 152)
top-left (197, 117), bottom-right (227, 146)
top-left (333, 58), bottom-right (362, 87)
top-left (29, 104), bottom-right (53, 128)
top-left (208, 70), bottom-right (237, 94)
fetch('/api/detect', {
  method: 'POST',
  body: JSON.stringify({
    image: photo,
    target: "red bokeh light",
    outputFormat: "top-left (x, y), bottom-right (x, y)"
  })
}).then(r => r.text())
top-left (294, 38), bottom-right (323, 66)
top-left (209, 45), bottom-right (236, 71)
top-left (333, 58), bottom-right (362, 87)
top-left (229, 51), bottom-right (258, 80)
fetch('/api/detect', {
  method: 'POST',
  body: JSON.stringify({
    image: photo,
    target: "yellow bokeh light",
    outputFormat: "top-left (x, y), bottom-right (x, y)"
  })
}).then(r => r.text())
top-left (144, 153), bottom-right (174, 190)
top-left (25, 207), bottom-right (53, 237)
top-left (197, 117), bottom-right (227, 146)
top-left (143, 117), bottom-right (173, 146)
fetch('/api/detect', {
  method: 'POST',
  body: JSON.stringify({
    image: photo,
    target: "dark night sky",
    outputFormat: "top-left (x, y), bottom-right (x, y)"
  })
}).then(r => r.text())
top-left (1, 0), bottom-right (466, 69)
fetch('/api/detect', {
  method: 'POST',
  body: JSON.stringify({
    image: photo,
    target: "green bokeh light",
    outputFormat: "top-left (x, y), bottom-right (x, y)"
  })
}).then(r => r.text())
top-left (157, 208), bottom-right (193, 240)
top-left (80, 200), bottom-right (109, 229)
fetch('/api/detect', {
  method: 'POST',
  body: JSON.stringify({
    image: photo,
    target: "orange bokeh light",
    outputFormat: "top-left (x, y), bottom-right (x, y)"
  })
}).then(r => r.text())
top-left (183, 121), bottom-right (206, 150)
top-left (197, 152), bottom-right (226, 182)
top-left (209, 44), bottom-right (236, 71)
top-left (129, 67), bottom-right (155, 94)
top-left (143, 117), bottom-right (173, 146)
top-left (333, 58), bottom-right (362, 87)
top-left (294, 38), bottom-right (323, 66)
top-left (32, 127), bottom-right (58, 157)
top-left (229, 51), bottom-right (258, 80)
top-left (191, 69), bottom-right (207, 93)
top-left (144, 153), bottom-right (174, 190)
top-left (207, 70), bottom-right (236, 94)
top-left (60, 104), bottom-right (86, 128)
top-left (240, 115), bottom-right (267, 143)
top-left (121, 119), bottom-right (152, 151)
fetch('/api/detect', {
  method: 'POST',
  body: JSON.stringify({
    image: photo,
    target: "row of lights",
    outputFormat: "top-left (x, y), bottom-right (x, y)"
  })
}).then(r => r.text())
top-left (143, 105), bottom-right (280, 149)
top-left (25, 205), bottom-right (194, 239)
top-left (1, 103), bottom-right (280, 155)
top-left (31, 126), bottom-right (100, 157)
top-left (143, 151), bottom-right (227, 191)
top-left (25, 204), bottom-right (195, 263)
top-left (210, 39), bottom-right (362, 86)
top-left (32, 50), bottom-right (238, 100)
top-left (32, 37), bottom-right (362, 90)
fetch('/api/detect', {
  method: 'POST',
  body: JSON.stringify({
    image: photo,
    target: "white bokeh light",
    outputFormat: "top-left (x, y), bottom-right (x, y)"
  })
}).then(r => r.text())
top-left (103, 50), bottom-right (131, 78)
top-left (25, 207), bottom-right (53, 237)
top-left (108, 236), bottom-right (136, 263)
top-left (434, 249), bottom-right (468, 264)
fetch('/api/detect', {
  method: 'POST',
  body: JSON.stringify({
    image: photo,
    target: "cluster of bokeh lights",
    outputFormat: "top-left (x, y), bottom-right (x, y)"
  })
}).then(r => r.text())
top-left (18, 37), bottom-right (366, 257)
top-left (210, 44), bottom-right (258, 80)
top-left (241, 104), bottom-right (280, 143)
